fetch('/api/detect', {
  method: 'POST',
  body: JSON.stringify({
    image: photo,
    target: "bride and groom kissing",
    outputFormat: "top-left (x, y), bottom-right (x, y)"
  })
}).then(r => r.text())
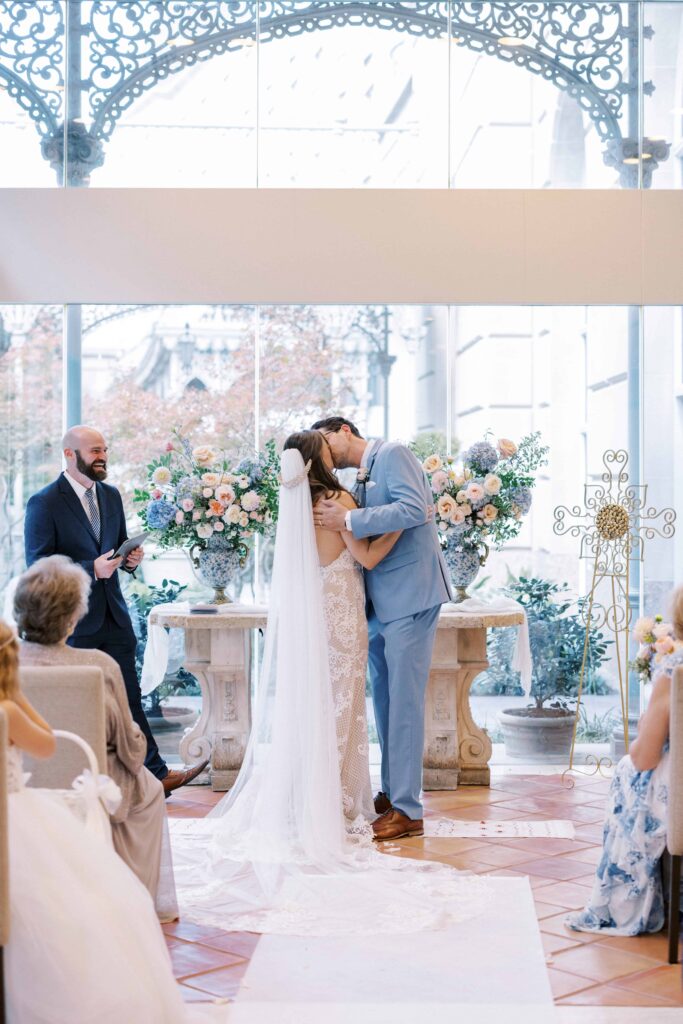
top-left (286, 415), bottom-right (452, 841)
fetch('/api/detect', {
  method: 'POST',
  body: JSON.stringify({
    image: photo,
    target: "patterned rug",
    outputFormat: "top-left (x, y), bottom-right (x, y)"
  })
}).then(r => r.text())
top-left (423, 818), bottom-right (576, 839)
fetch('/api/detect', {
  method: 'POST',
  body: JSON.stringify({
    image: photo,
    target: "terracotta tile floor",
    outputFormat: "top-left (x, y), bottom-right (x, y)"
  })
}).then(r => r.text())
top-left (165, 772), bottom-right (683, 1009)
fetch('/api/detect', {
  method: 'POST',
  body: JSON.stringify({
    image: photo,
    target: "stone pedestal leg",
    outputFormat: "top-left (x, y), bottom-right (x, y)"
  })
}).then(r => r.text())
top-left (456, 628), bottom-right (492, 786)
top-left (423, 626), bottom-right (460, 790)
top-left (180, 626), bottom-right (252, 792)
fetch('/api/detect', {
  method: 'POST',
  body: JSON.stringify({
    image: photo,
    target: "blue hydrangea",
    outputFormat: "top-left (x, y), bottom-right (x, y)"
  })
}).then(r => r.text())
top-left (176, 475), bottom-right (199, 500)
top-left (465, 441), bottom-right (499, 473)
top-left (510, 486), bottom-right (532, 515)
top-left (146, 498), bottom-right (177, 530)
top-left (234, 455), bottom-right (265, 484)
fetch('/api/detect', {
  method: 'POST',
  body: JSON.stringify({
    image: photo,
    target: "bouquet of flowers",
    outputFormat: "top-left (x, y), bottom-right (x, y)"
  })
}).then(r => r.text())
top-left (133, 433), bottom-right (280, 562)
top-left (630, 614), bottom-right (683, 682)
top-left (420, 431), bottom-right (548, 560)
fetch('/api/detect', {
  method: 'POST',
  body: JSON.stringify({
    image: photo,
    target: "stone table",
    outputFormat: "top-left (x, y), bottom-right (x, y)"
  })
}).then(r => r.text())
top-left (151, 603), bottom-right (523, 791)
top-left (423, 604), bottom-right (524, 789)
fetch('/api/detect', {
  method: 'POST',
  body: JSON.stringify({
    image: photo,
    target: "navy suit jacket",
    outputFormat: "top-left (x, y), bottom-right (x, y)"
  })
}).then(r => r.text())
top-left (24, 475), bottom-right (134, 638)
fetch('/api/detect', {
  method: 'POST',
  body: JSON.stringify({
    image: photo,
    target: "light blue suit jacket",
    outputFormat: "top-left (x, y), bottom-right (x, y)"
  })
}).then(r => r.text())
top-left (350, 441), bottom-right (452, 623)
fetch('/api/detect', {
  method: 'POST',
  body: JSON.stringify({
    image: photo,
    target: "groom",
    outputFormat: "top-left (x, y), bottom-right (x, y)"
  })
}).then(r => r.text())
top-left (312, 417), bottom-right (452, 841)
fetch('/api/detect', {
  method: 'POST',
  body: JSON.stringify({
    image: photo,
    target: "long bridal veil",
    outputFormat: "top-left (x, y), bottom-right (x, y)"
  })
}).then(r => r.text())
top-left (171, 448), bottom-right (491, 935)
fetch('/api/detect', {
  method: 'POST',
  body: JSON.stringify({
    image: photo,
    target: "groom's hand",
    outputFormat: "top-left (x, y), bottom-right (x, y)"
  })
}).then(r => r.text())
top-left (316, 499), bottom-right (348, 532)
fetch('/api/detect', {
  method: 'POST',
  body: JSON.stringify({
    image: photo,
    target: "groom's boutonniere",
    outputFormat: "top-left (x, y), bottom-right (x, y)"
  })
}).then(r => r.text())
top-left (356, 467), bottom-right (370, 483)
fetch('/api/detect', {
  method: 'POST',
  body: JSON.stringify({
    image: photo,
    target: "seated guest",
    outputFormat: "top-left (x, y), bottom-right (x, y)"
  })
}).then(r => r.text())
top-left (567, 586), bottom-right (682, 935)
top-left (14, 555), bottom-right (178, 922)
top-left (0, 618), bottom-right (187, 1023)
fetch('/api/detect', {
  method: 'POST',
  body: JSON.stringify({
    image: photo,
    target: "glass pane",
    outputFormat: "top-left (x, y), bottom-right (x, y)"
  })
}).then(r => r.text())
top-left (68, 1), bottom-right (257, 187)
top-left (0, 2), bottom-right (65, 186)
top-left (0, 305), bottom-right (63, 597)
top-left (449, 305), bottom-right (634, 756)
top-left (450, 2), bottom-right (636, 188)
top-left (643, 2), bottom-right (682, 188)
top-left (257, 1), bottom-right (449, 186)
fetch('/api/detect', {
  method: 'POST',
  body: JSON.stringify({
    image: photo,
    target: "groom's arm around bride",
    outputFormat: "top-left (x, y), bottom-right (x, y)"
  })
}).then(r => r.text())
top-left (312, 417), bottom-right (451, 842)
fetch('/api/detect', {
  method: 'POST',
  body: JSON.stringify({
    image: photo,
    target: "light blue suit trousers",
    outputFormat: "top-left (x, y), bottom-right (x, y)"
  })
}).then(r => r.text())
top-left (350, 441), bottom-right (451, 820)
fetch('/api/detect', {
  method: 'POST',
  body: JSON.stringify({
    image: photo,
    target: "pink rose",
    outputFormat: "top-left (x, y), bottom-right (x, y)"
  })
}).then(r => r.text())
top-left (466, 482), bottom-right (485, 505)
top-left (175, 509), bottom-right (184, 525)
top-left (165, 442), bottom-right (174, 452)
top-left (181, 498), bottom-right (194, 512)
top-left (192, 509), bottom-right (202, 522)
top-left (482, 503), bottom-right (498, 523)
top-left (152, 488), bottom-right (162, 500)
top-left (654, 636), bottom-right (675, 657)
top-left (213, 521), bottom-right (224, 532)
top-left (431, 470), bottom-right (448, 494)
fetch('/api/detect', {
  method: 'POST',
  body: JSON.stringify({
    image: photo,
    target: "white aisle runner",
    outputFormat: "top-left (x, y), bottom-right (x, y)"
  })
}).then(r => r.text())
top-left (222, 877), bottom-right (555, 1024)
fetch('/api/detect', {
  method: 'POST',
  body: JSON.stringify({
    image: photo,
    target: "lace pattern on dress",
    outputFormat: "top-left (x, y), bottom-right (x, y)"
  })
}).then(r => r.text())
top-left (320, 549), bottom-right (375, 823)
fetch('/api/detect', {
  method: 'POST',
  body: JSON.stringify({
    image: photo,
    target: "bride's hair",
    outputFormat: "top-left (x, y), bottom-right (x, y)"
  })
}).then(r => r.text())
top-left (0, 619), bottom-right (20, 701)
top-left (283, 430), bottom-right (352, 508)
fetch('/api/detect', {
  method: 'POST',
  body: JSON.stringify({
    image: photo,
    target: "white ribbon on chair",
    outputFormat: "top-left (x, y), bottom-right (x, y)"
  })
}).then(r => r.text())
top-left (52, 730), bottom-right (122, 847)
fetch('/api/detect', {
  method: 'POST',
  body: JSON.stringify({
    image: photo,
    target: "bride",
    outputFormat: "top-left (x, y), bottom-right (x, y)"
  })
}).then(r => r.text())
top-left (171, 434), bottom-right (489, 936)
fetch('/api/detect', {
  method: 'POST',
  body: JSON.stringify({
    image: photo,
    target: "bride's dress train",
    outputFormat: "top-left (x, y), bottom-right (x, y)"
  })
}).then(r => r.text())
top-left (170, 450), bottom-right (490, 936)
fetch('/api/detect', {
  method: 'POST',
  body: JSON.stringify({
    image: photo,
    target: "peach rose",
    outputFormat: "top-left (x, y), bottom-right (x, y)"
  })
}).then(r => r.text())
top-left (450, 507), bottom-right (466, 525)
top-left (422, 454), bottom-right (443, 474)
top-left (456, 489), bottom-right (469, 504)
top-left (484, 474), bottom-right (501, 496)
top-left (466, 482), bottom-right (485, 505)
top-left (215, 484), bottom-right (235, 506)
top-left (482, 503), bottom-right (498, 522)
top-left (654, 636), bottom-right (675, 657)
top-left (208, 499), bottom-right (224, 517)
top-left (201, 472), bottom-right (221, 488)
top-left (437, 494), bottom-right (457, 519)
top-left (497, 438), bottom-right (517, 459)
top-left (192, 446), bottom-right (217, 467)
top-left (224, 505), bottom-right (241, 525)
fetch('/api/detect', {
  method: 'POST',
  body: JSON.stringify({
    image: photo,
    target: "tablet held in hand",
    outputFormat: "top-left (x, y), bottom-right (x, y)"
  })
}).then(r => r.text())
top-left (107, 532), bottom-right (148, 561)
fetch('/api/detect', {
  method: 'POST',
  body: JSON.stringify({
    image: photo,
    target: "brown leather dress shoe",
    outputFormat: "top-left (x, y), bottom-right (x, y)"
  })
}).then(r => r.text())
top-left (162, 758), bottom-right (210, 795)
top-left (374, 791), bottom-right (392, 815)
top-left (372, 809), bottom-right (424, 842)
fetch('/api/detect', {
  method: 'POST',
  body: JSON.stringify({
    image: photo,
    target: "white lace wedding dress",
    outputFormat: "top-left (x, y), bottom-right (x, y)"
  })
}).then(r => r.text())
top-left (170, 449), bottom-right (490, 936)
top-left (5, 744), bottom-right (188, 1024)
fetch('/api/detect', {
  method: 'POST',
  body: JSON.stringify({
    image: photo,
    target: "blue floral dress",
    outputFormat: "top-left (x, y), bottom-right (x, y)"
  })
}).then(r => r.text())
top-left (566, 649), bottom-right (682, 936)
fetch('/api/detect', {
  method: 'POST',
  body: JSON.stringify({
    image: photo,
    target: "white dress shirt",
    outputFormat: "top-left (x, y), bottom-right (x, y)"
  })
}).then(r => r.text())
top-left (345, 439), bottom-right (376, 532)
top-left (63, 471), bottom-right (102, 576)
top-left (63, 469), bottom-right (99, 517)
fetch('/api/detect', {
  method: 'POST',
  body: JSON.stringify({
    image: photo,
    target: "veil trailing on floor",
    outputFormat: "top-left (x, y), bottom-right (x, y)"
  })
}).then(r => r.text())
top-left (170, 449), bottom-right (491, 935)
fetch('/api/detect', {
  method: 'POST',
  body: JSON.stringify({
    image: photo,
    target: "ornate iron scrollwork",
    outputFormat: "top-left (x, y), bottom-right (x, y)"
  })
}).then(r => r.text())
top-left (0, 1), bottom-right (662, 184)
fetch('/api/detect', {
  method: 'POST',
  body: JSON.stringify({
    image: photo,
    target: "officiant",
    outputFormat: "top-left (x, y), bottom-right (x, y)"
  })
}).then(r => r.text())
top-left (23, 424), bottom-right (206, 794)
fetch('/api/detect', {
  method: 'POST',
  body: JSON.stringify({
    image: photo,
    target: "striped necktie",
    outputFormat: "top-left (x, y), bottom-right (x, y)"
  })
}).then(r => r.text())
top-left (84, 485), bottom-right (101, 543)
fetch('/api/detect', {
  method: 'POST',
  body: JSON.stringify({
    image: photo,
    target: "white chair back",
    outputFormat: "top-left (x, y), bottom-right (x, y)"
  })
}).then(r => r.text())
top-left (20, 666), bottom-right (107, 788)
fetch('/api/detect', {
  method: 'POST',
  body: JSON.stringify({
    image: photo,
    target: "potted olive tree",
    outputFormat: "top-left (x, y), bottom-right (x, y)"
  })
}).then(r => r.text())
top-left (494, 578), bottom-right (610, 760)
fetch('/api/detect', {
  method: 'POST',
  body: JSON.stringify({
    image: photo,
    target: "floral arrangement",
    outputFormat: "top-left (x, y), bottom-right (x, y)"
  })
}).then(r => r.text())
top-left (630, 614), bottom-right (682, 682)
top-left (420, 432), bottom-right (548, 559)
top-left (133, 433), bottom-right (280, 561)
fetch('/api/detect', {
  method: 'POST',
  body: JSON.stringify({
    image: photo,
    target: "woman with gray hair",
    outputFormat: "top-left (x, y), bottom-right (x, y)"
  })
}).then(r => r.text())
top-left (15, 554), bottom-right (177, 922)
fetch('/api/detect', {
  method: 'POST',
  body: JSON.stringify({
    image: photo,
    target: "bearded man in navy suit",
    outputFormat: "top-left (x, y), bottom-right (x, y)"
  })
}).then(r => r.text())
top-left (24, 425), bottom-right (207, 794)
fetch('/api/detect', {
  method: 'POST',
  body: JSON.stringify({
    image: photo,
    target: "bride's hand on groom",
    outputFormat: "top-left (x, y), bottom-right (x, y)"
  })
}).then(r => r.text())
top-left (315, 498), bottom-right (348, 532)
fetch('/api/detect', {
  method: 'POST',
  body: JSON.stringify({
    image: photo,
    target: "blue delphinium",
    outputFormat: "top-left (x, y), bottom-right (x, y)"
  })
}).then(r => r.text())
top-left (465, 441), bottom-right (499, 473)
top-left (146, 498), bottom-right (177, 530)
top-left (510, 486), bottom-right (532, 515)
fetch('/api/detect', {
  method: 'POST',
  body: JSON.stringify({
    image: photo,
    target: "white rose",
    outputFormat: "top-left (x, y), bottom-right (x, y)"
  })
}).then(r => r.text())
top-left (224, 505), bottom-right (241, 525)
top-left (152, 466), bottom-right (172, 486)
top-left (237, 475), bottom-right (250, 489)
top-left (202, 487), bottom-right (213, 498)
top-left (196, 523), bottom-right (213, 539)
top-left (241, 490), bottom-right (261, 512)
top-left (422, 454), bottom-right (443, 474)
top-left (201, 472), bottom-right (221, 487)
